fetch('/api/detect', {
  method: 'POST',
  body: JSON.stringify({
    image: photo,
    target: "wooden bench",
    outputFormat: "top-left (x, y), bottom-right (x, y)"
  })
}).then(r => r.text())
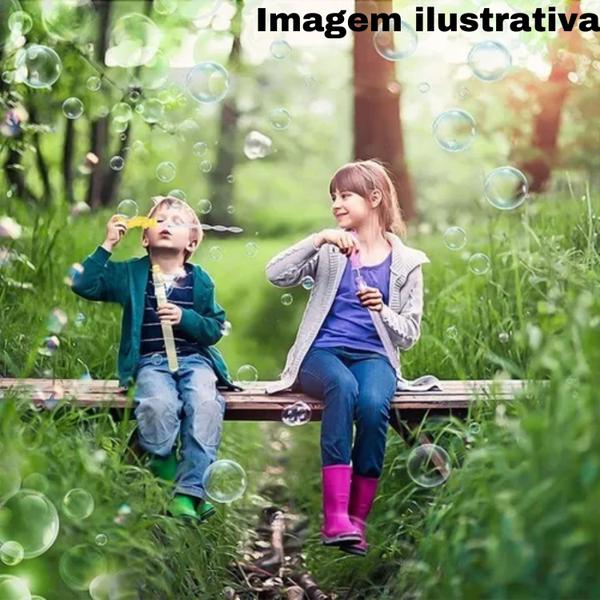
top-left (0, 378), bottom-right (527, 439)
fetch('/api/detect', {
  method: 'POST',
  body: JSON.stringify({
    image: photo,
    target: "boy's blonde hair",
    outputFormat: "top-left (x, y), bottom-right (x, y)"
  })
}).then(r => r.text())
top-left (329, 159), bottom-right (407, 237)
top-left (143, 196), bottom-right (202, 262)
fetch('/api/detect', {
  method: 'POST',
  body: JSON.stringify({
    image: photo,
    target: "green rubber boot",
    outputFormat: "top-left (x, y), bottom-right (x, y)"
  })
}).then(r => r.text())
top-left (195, 500), bottom-right (216, 522)
top-left (167, 494), bottom-right (198, 520)
top-left (148, 452), bottom-right (177, 482)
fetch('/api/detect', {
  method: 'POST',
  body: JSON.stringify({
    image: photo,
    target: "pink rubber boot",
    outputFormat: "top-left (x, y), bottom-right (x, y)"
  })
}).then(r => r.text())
top-left (320, 465), bottom-right (362, 546)
top-left (340, 474), bottom-right (380, 556)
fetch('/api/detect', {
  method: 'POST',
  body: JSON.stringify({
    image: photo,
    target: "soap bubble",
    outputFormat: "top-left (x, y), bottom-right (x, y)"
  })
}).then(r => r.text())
top-left (64, 263), bottom-right (84, 286)
top-left (111, 102), bottom-right (132, 124)
top-left (270, 108), bottom-right (291, 130)
top-left (74, 312), bottom-right (86, 327)
top-left (89, 572), bottom-right (138, 600)
top-left (128, 89), bottom-right (141, 103)
top-left (202, 459), bottom-right (247, 503)
top-left (244, 242), bottom-right (258, 257)
top-left (150, 353), bottom-right (162, 366)
top-left (16, 45), bottom-right (62, 89)
top-left (186, 62), bottom-right (229, 104)
top-left (156, 161), bottom-right (176, 183)
top-left (63, 488), bottom-right (94, 520)
top-left (433, 109), bottom-right (476, 152)
top-left (0, 575), bottom-right (31, 600)
top-left (282, 401), bottom-right (312, 426)
top-left (407, 444), bottom-right (451, 488)
top-left (244, 130), bottom-right (273, 160)
top-left (418, 82), bottom-right (430, 93)
top-left (209, 246), bottom-right (223, 261)
top-left (468, 422), bottom-right (481, 435)
top-left (446, 325), bottom-right (458, 340)
top-left (270, 40), bottom-right (291, 60)
top-left (47, 307), bottom-right (68, 334)
top-left (301, 276), bottom-right (314, 290)
top-left (59, 544), bottom-right (107, 591)
top-left (200, 160), bottom-right (212, 173)
top-left (373, 23), bottom-right (418, 60)
top-left (226, 175), bottom-right (234, 184)
top-left (109, 156), bottom-right (125, 171)
top-left (63, 97), bottom-right (84, 120)
top-left (116, 199), bottom-right (138, 218)
top-left (22, 473), bottom-right (49, 494)
top-left (484, 166), bottom-right (528, 210)
top-left (281, 293), bottom-right (293, 306)
top-left (468, 41), bottom-right (512, 82)
top-left (169, 189), bottom-right (186, 201)
top-left (138, 98), bottom-right (164, 124)
top-left (0, 541), bottom-right (24, 566)
top-left (105, 13), bottom-right (161, 68)
top-left (443, 226), bottom-right (467, 251)
top-left (38, 335), bottom-right (60, 357)
top-left (94, 534), bottom-right (108, 546)
top-left (469, 253), bottom-right (491, 275)
top-left (0, 490), bottom-right (60, 558)
top-left (498, 331), bottom-right (510, 344)
top-left (8, 11), bottom-right (33, 35)
top-left (236, 364), bottom-right (258, 384)
top-left (221, 320), bottom-right (232, 336)
top-left (0, 463), bottom-right (21, 502)
top-left (197, 199), bottom-right (212, 214)
top-left (193, 142), bottom-right (208, 157)
top-left (41, 0), bottom-right (95, 42)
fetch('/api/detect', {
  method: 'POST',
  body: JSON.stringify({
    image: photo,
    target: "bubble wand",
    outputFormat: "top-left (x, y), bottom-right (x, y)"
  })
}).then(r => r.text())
top-left (151, 264), bottom-right (179, 373)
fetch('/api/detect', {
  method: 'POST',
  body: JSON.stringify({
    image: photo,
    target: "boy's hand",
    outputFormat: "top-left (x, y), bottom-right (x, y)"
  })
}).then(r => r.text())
top-left (357, 286), bottom-right (383, 312)
top-left (102, 215), bottom-right (127, 251)
top-left (157, 303), bottom-right (182, 325)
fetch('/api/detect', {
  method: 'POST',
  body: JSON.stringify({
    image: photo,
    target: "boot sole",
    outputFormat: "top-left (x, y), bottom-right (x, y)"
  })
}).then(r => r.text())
top-left (321, 533), bottom-right (362, 546)
top-left (339, 543), bottom-right (367, 556)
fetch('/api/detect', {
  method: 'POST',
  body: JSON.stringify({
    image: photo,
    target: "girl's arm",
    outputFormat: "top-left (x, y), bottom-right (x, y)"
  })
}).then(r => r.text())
top-left (265, 234), bottom-right (321, 288)
top-left (380, 266), bottom-right (424, 351)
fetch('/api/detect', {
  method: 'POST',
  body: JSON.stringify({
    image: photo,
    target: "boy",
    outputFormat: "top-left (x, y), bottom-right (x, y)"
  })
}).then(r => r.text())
top-left (72, 196), bottom-right (235, 521)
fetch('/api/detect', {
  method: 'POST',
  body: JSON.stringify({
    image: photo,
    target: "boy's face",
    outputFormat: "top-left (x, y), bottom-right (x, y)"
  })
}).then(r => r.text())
top-left (142, 203), bottom-right (201, 256)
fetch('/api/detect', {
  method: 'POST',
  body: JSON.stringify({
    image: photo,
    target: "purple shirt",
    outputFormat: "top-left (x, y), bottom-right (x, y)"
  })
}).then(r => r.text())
top-left (313, 252), bottom-right (392, 356)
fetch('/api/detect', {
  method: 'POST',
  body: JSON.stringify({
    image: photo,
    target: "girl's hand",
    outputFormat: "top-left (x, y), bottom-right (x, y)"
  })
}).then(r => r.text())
top-left (102, 215), bottom-right (127, 251)
top-left (157, 303), bottom-right (182, 325)
top-left (357, 286), bottom-right (384, 312)
top-left (315, 228), bottom-right (358, 256)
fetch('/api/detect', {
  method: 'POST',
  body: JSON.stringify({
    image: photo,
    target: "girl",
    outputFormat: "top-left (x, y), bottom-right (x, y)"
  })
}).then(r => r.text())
top-left (265, 160), bottom-right (430, 556)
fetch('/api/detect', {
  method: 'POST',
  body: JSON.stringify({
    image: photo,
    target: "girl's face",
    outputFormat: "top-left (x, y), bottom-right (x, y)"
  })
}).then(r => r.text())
top-left (331, 188), bottom-right (376, 230)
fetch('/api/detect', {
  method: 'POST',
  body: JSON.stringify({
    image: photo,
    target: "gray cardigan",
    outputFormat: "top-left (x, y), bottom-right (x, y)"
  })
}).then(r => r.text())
top-left (264, 232), bottom-right (440, 395)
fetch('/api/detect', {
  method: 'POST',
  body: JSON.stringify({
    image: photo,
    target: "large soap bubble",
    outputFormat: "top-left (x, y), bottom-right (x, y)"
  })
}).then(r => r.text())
top-left (62, 488), bottom-right (94, 520)
top-left (0, 462), bottom-right (20, 502)
top-left (202, 459), bottom-right (247, 503)
top-left (468, 41), bottom-right (512, 82)
top-left (59, 544), bottom-right (107, 591)
top-left (105, 14), bottom-right (161, 68)
top-left (484, 166), bottom-right (529, 210)
top-left (89, 572), bottom-right (139, 600)
top-left (186, 62), bottom-right (229, 104)
top-left (432, 109), bottom-right (476, 152)
top-left (373, 23), bottom-right (418, 60)
top-left (15, 45), bottom-right (62, 89)
top-left (0, 490), bottom-right (60, 558)
top-left (41, 0), bottom-right (95, 43)
top-left (0, 575), bottom-right (31, 600)
top-left (244, 131), bottom-right (272, 160)
top-left (407, 444), bottom-right (451, 488)
top-left (8, 11), bottom-right (33, 35)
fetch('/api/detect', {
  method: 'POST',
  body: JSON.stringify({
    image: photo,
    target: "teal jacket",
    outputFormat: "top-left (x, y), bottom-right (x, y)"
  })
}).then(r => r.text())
top-left (71, 245), bottom-right (235, 390)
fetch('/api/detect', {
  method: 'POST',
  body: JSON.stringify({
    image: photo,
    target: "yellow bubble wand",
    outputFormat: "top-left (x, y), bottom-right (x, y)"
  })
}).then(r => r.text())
top-left (151, 264), bottom-right (179, 373)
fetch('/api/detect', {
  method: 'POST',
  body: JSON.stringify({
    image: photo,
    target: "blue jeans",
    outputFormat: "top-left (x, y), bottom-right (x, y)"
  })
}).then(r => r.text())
top-left (298, 346), bottom-right (397, 478)
top-left (133, 353), bottom-right (225, 500)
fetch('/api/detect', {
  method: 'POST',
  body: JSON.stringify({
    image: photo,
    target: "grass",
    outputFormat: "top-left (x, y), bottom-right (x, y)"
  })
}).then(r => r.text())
top-left (1, 186), bottom-right (599, 598)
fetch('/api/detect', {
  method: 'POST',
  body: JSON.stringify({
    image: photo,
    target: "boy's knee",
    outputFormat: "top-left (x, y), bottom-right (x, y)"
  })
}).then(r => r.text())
top-left (135, 397), bottom-right (179, 450)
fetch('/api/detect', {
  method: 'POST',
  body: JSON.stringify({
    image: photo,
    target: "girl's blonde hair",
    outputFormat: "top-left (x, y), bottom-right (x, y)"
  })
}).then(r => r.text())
top-left (329, 159), bottom-right (407, 237)
top-left (143, 196), bottom-right (202, 262)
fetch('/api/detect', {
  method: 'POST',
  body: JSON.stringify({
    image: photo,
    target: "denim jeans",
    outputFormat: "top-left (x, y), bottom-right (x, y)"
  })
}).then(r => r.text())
top-left (298, 346), bottom-right (397, 478)
top-left (133, 353), bottom-right (225, 500)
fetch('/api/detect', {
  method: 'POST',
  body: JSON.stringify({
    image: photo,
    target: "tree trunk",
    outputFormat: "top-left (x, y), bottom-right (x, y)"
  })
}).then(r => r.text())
top-left (353, 0), bottom-right (415, 221)
top-left (62, 118), bottom-right (76, 204)
top-left (208, 0), bottom-right (242, 226)
top-left (518, 0), bottom-right (583, 192)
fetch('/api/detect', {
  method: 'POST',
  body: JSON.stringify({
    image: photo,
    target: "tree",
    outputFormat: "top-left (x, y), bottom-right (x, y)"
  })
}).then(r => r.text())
top-left (353, 0), bottom-right (416, 221)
